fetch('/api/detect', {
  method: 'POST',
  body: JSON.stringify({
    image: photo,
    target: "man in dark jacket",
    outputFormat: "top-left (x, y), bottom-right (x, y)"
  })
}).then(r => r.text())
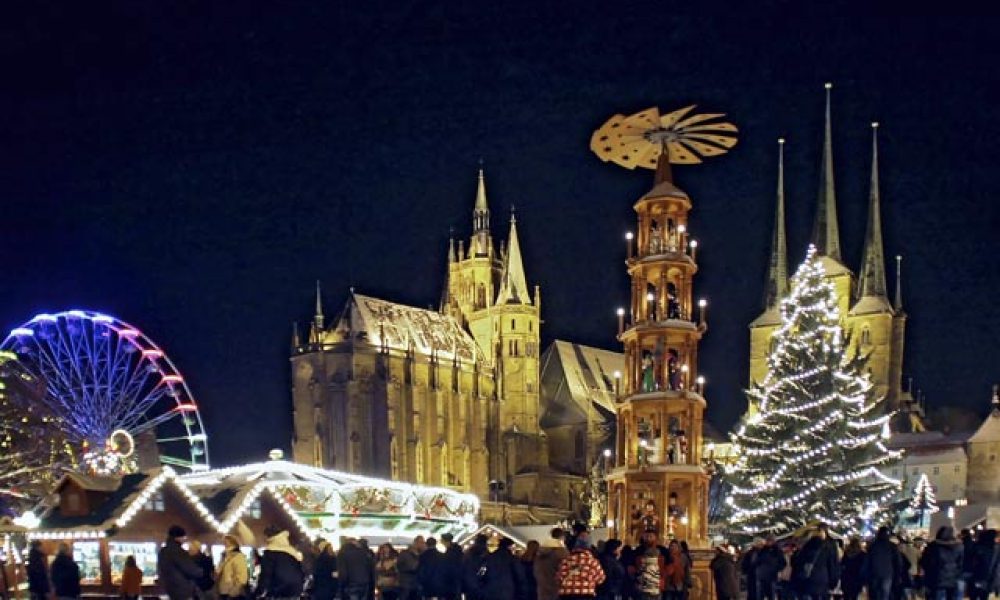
top-left (398, 537), bottom-right (425, 600)
top-left (257, 527), bottom-right (305, 600)
top-left (461, 535), bottom-right (490, 600)
top-left (338, 537), bottom-right (376, 600)
top-left (969, 529), bottom-right (1000, 600)
top-left (418, 538), bottom-right (452, 599)
top-left (534, 529), bottom-right (568, 600)
top-left (27, 540), bottom-right (50, 600)
top-left (158, 525), bottom-right (204, 600)
top-left (864, 527), bottom-right (904, 600)
top-left (919, 526), bottom-right (964, 600)
top-left (440, 533), bottom-right (464, 600)
top-left (50, 544), bottom-right (81, 600)
top-left (740, 540), bottom-right (761, 600)
top-left (791, 525), bottom-right (839, 600)
top-left (711, 546), bottom-right (740, 600)
top-left (480, 538), bottom-right (525, 600)
top-left (754, 535), bottom-right (788, 600)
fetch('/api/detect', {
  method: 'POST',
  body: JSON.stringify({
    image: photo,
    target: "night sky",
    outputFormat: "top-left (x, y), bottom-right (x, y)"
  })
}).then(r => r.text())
top-left (2, 6), bottom-right (998, 467)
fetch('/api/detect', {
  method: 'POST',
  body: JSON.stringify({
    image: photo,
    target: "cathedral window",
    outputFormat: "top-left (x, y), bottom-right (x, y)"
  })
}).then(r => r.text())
top-left (860, 326), bottom-right (872, 346)
top-left (390, 437), bottom-right (400, 481)
top-left (529, 321), bottom-right (533, 332)
top-left (440, 443), bottom-right (449, 486)
top-left (350, 432), bottom-right (361, 472)
top-left (511, 319), bottom-right (515, 331)
top-left (415, 442), bottom-right (425, 481)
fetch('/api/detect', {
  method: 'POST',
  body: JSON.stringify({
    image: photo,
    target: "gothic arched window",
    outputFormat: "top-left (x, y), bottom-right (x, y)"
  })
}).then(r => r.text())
top-left (860, 326), bottom-right (872, 347)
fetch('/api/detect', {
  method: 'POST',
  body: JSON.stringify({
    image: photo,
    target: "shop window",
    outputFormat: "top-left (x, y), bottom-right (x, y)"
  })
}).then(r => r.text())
top-left (955, 465), bottom-right (961, 473)
top-left (249, 498), bottom-right (262, 519)
top-left (73, 542), bottom-right (102, 583)
top-left (110, 542), bottom-right (158, 585)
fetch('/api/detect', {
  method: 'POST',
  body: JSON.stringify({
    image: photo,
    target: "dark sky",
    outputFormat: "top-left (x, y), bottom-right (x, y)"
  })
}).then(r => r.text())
top-left (2, 5), bottom-right (998, 467)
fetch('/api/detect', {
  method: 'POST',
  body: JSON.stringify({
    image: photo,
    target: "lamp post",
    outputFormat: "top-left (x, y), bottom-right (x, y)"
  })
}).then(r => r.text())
top-left (698, 298), bottom-right (707, 326)
top-left (626, 232), bottom-right (634, 259)
top-left (617, 307), bottom-right (625, 334)
top-left (690, 239), bottom-right (698, 261)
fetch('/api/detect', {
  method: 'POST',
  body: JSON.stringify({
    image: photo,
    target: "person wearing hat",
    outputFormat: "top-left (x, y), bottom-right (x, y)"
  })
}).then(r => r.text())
top-left (256, 525), bottom-right (305, 600)
top-left (217, 535), bottom-right (249, 600)
top-left (311, 539), bottom-right (338, 600)
top-left (440, 533), bottom-right (464, 600)
top-left (710, 545), bottom-right (739, 600)
top-left (157, 525), bottom-right (203, 600)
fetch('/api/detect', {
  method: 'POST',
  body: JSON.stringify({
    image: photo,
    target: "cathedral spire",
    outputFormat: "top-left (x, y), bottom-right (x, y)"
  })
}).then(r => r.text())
top-left (764, 138), bottom-right (789, 309)
top-left (858, 122), bottom-right (889, 300)
top-left (496, 210), bottom-right (531, 305)
top-left (291, 321), bottom-right (301, 350)
top-left (471, 167), bottom-right (493, 257)
top-left (314, 280), bottom-right (325, 331)
top-left (811, 83), bottom-right (843, 262)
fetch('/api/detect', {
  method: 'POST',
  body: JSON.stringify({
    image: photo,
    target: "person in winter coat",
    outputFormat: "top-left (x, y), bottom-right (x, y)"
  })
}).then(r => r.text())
top-left (754, 535), bottom-right (787, 600)
top-left (535, 529), bottom-right (570, 600)
top-left (865, 527), bottom-right (905, 600)
top-left (521, 540), bottom-right (539, 600)
top-left (480, 538), bottom-right (526, 600)
top-left (418, 538), bottom-right (452, 599)
top-left (216, 536), bottom-right (249, 600)
top-left (662, 542), bottom-right (689, 600)
top-left (376, 543), bottom-right (400, 600)
top-left (441, 533), bottom-right (464, 600)
top-left (967, 529), bottom-right (999, 600)
top-left (397, 537), bottom-right (425, 600)
top-left (740, 541), bottom-right (761, 600)
top-left (461, 535), bottom-right (489, 600)
top-left (311, 540), bottom-right (338, 600)
top-left (121, 555), bottom-right (144, 600)
top-left (189, 541), bottom-right (216, 598)
top-left (50, 544), bottom-right (81, 600)
top-left (596, 540), bottom-right (626, 600)
top-left (634, 543), bottom-right (666, 600)
top-left (897, 533), bottom-right (920, 600)
top-left (838, 538), bottom-right (866, 600)
top-left (556, 537), bottom-right (606, 598)
top-left (919, 526), bottom-right (964, 600)
top-left (27, 540), bottom-right (50, 600)
top-left (256, 527), bottom-right (305, 600)
top-left (710, 546), bottom-right (740, 600)
top-left (338, 537), bottom-right (375, 600)
top-left (158, 525), bottom-right (204, 600)
top-left (791, 525), bottom-right (840, 600)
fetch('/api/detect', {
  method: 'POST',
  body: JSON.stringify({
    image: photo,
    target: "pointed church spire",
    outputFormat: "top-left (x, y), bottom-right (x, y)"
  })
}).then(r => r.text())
top-left (858, 122), bottom-right (889, 300)
top-left (471, 167), bottom-right (493, 256)
top-left (496, 210), bottom-right (531, 305)
top-left (763, 138), bottom-right (789, 309)
top-left (314, 280), bottom-right (325, 331)
top-left (894, 255), bottom-right (904, 311)
top-left (291, 321), bottom-right (301, 350)
top-left (811, 83), bottom-right (843, 261)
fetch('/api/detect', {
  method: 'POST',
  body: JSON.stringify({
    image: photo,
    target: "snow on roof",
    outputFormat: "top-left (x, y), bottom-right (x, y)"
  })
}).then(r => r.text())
top-left (900, 446), bottom-right (967, 465)
top-left (548, 340), bottom-right (622, 414)
top-left (339, 293), bottom-right (483, 364)
top-left (750, 306), bottom-right (781, 328)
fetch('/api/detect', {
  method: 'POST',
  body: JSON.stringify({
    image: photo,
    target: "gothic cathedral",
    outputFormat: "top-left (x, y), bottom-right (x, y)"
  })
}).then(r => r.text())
top-left (290, 170), bottom-right (544, 499)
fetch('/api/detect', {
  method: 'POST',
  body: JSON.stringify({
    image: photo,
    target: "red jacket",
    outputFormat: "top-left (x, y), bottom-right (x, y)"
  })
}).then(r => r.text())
top-left (556, 550), bottom-right (606, 596)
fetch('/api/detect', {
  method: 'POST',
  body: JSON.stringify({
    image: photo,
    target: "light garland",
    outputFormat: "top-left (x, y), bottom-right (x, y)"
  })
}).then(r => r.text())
top-left (726, 246), bottom-right (902, 535)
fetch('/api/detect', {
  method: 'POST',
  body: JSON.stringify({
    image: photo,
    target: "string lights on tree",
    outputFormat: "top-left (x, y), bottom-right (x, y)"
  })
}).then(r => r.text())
top-left (726, 246), bottom-right (902, 536)
top-left (906, 473), bottom-right (938, 533)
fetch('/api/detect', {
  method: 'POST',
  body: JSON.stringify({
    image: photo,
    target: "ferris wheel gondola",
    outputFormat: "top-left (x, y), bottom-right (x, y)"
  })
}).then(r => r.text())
top-left (1, 310), bottom-right (210, 475)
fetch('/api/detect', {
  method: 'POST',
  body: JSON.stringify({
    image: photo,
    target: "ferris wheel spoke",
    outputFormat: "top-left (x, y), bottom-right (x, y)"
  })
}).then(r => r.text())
top-left (130, 408), bottom-right (184, 436)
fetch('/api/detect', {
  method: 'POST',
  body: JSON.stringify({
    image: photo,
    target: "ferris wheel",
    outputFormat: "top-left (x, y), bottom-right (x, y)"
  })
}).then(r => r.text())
top-left (1, 310), bottom-right (209, 475)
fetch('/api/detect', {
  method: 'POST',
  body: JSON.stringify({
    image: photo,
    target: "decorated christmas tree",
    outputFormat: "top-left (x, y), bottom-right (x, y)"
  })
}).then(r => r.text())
top-left (726, 246), bottom-right (902, 536)
top-left (906, 473), bottom-right (938, 530)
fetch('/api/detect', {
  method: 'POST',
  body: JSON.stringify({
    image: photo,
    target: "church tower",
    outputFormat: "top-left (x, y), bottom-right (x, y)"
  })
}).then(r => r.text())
top-left (748, 85), bottom-right (911, 417)
top-left (446, 169), bottom-right (543, 482)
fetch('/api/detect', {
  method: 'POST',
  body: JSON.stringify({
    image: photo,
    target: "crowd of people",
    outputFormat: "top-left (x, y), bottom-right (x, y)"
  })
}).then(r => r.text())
top-left (725, 524), bottom-right (1000, 600)
top-left (20, 522), bottom-right (1000, 600)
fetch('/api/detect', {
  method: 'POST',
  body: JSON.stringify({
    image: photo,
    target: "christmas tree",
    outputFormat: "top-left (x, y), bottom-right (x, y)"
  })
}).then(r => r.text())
top-left (906, 473), bottom-right (938, 530)
top-left (726, 246), bottom-right (902, 536)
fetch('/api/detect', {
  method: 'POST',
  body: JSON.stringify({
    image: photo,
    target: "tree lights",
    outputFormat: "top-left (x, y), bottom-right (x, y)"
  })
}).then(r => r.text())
top-left (726, 246), bottom-right (902, 536)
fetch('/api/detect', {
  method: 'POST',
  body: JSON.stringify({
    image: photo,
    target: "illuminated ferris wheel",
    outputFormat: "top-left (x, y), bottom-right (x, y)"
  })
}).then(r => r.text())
top-left (1, 310), bottom-right (209, 475)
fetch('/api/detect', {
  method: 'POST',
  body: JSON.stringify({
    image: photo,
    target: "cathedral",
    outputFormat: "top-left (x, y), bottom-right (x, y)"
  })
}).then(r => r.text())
top-left (290, 171), bottom-right (556, 508)
top-left (748, 85), bottom-right (912, 419)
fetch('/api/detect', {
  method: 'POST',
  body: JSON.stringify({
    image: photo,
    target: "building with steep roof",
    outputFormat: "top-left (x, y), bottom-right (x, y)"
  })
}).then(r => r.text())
top-left (290, 170), bottom-right (547, 509)
top-left (749, 87), bottom-right (911, 418)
